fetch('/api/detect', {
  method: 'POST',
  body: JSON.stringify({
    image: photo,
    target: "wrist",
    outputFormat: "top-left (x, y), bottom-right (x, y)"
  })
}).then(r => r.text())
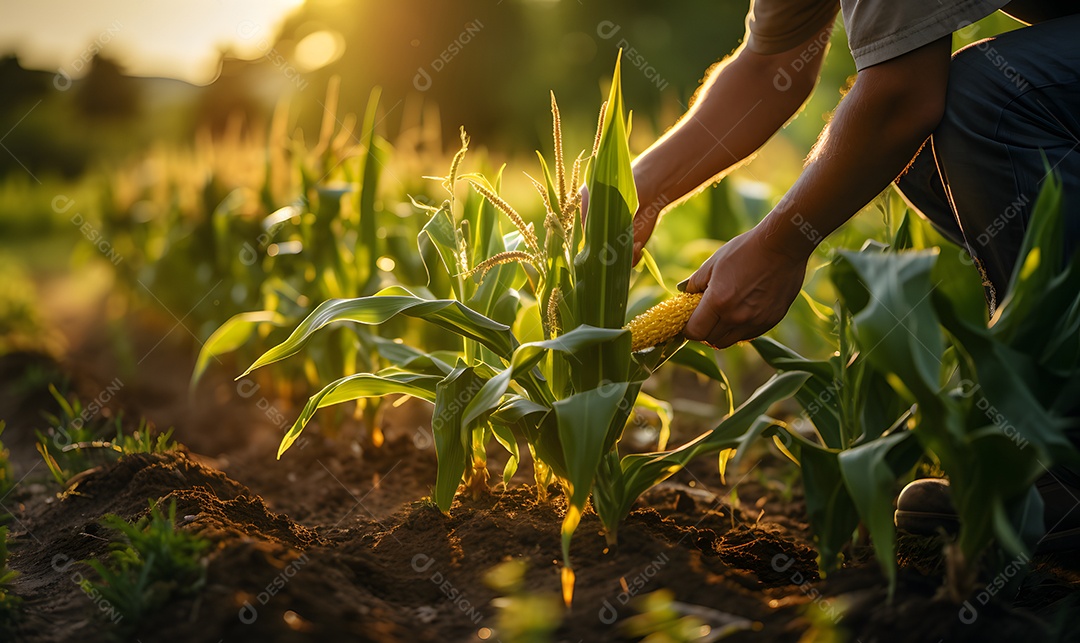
top-left (631, 158), bottom-right (671, 219)
top-left (754, 205), bottom-right (824, 262)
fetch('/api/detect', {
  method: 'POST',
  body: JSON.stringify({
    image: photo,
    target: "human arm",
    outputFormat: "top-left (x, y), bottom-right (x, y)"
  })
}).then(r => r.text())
top-left (629, 21), bottom-right (835, 263)
top-left (682, 36), bottom-right (952, 348)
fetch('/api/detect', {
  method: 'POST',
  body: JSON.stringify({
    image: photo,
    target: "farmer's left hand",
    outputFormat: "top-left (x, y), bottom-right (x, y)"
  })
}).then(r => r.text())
top-left (683, 226), bottom-right (807, 349)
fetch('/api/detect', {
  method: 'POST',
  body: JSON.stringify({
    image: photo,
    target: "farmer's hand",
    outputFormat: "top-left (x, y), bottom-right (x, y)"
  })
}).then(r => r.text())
top-left (683, 226), bottom-right (806, 349)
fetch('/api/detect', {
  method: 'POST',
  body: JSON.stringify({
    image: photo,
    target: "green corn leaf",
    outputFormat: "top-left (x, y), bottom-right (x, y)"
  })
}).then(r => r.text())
top-left (490, 397), bottom-right (568, 480)
top-left (554, 381), bottom-right (632, 565)
top-left (491, 396), bottom-right (550, 426)
top-left (890, 207), bottom-right (917, 251)
top-left (751, 337), bottom-right (836, 381)
top-left (613, 372), bottom-right (809, 520)
top-left (992, 171), bottom-right (1063, 340)
top-left (461, 325), bottom-right (628, 429)
top-left (357, 87), bottom-right (388, 294)
top-left (638, 248), bottom-right (669, 294)
top-left (432, 363), bottom-right (488, 511)
top-left (934, 291), bottom-right (1074, 459)
top-left (752, 338), bottom-right (843, 448)
top-left (490, 422), bottom-right (520, 487)
top-left (366, 335), bottom-right (454, 375)
top-left (670, 342), bottom-right (730, 387)
top-left (837, 430), bottom-right (923, 593)
top-left (278, 371), bottom-right (442, 457)
top-left (572, 55), bottom-right (636, 390)
top-left (418, 205), bottom-right (463, 297)
top-left (191, 310), bottom-right (287, 392)
top-left (832, 251), bottom-right (945, 404)
top-left (796, 444), bottom-right (860, 574)
top-left (241, 286), bottom-right (517, 377)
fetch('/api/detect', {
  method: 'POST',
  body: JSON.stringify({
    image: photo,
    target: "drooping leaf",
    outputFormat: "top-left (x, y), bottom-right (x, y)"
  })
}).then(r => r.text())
top-left (278, 371), bottom-right (441, 457)
top-left (614, 372), bottom-right (809, 519)
top-left (192, 310), bottom-right (287, 391)
top-left (837, 430), bottom-right (922, 592)
top-left (241, 286), bottom-right (517, 376)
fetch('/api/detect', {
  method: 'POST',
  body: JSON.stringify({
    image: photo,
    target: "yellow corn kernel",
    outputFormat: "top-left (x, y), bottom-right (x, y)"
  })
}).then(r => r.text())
top-left (624, 292), bottom-right (703, 352)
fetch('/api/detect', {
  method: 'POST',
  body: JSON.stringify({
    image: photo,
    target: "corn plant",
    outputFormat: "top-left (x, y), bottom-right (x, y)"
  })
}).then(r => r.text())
top-left (751, 175), bottom-right (1080, 595)
top-left (241, 59), bottom-right (806, 603)
top-left (0, 526), bottom-right (19, 632)
top-left (81, 499), bottom-right (208, 634)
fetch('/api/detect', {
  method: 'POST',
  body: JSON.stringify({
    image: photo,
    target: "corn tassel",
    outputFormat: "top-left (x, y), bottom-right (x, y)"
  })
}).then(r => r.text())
top-left (460, 250), bottom-right (538, 279)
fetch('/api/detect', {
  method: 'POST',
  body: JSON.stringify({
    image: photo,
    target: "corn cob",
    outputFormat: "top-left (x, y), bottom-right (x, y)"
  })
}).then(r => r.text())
top-left (624, 292), bottom-right (703, 352)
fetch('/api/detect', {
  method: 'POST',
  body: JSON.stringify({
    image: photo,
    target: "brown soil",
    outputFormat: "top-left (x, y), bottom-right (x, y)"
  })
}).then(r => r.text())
top-left (0, 291), bottom-right (1077, 642)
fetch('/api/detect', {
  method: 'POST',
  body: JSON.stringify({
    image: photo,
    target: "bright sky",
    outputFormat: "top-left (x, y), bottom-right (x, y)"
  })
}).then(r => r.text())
top-left (0, 0), bottom-right (305, 85)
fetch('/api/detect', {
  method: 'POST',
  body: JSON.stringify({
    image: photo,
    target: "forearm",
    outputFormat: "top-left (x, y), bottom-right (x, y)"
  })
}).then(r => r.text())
top-left (633, 26), bottom-right (831, 213)
top-left (757, 37), bottom-right (952, 259)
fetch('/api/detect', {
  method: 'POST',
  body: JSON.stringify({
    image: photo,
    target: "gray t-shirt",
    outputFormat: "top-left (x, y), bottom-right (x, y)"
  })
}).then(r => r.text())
top-left (746, 0), bottom-right (1010, 69)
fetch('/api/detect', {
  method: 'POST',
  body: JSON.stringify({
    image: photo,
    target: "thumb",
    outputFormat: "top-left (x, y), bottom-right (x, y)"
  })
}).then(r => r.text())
top-left (686, 257), bottom-right (714, 294)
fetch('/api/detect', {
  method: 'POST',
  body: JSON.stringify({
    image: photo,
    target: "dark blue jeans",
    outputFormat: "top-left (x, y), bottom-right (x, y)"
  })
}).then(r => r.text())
top-left (895, 13), bottom-right (1080, 313)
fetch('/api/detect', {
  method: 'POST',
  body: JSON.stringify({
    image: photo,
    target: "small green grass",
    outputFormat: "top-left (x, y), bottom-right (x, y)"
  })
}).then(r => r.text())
top-left (0, 526), bottom-right (22, 634)
top-left (36, 385), bottom-right (178, 486)
top-left (81, 499), bottom-right (208, 635)
top-left (0, 422), bottom-right (13, 501)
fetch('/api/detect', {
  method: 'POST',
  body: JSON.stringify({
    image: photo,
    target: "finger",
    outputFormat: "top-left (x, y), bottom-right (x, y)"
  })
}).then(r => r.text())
top-left (683, 291), bottom-right (723, 341)
top-left (710, 321), bottom-right (772, 350)
top-left (707, 328), bottom-right (750, 350)
top-left (685, 259), bottom-right (714, 294)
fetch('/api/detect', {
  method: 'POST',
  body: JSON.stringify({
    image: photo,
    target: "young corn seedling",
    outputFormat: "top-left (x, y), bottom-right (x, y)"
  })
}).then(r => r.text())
top-left (241, 58), bottom-right (806, 604)
top-left (0, 526), bottom-right (20, 633)
top-left (81, 499), bottom-right (208, 634)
